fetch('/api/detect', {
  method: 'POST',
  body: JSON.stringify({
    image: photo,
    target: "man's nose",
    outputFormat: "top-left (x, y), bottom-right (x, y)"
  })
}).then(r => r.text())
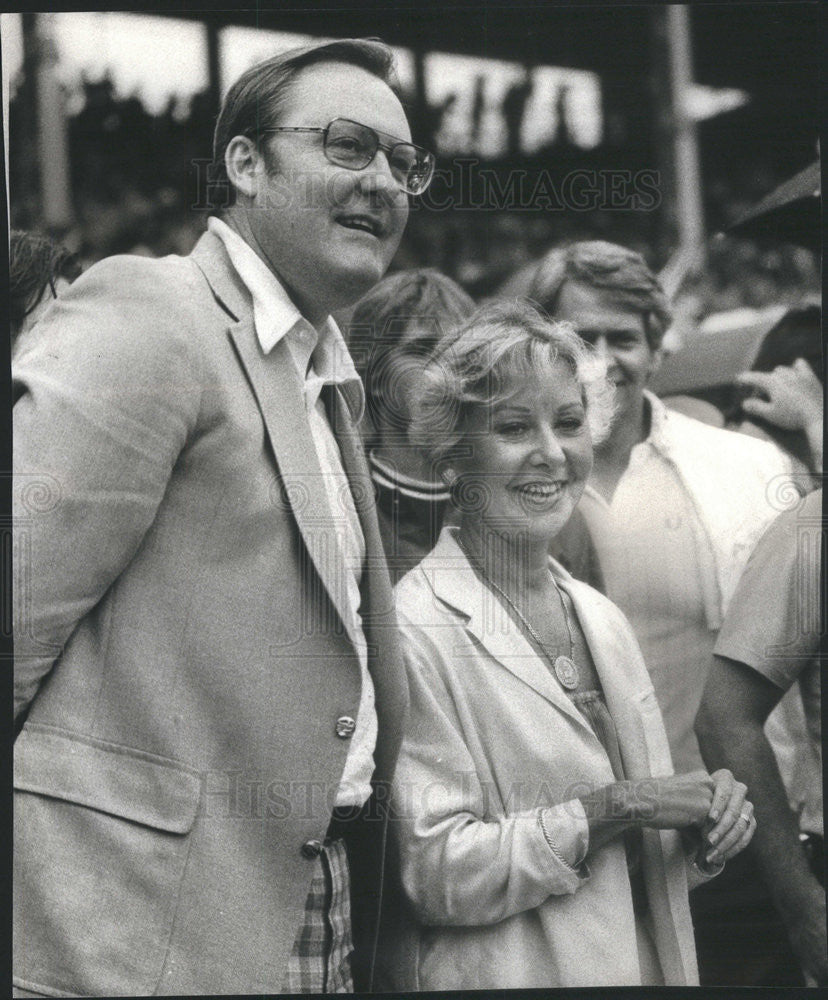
top-left (590, 335), bottom-right (611, 360)
top-left (357, 150), bottom-right (403, 201)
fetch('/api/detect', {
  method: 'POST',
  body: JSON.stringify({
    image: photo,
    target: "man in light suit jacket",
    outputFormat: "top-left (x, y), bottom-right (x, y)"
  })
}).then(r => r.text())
top-left (11, 38), bottom-right (431, 995)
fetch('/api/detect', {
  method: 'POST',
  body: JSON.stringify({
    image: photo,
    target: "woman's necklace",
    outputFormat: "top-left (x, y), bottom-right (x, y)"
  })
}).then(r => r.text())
top-left (456, 533), bottom-right (580, 691)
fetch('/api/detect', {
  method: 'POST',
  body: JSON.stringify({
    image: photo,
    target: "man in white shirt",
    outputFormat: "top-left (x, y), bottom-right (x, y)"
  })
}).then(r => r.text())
top-left (13, 38), bottom-right (431, 996)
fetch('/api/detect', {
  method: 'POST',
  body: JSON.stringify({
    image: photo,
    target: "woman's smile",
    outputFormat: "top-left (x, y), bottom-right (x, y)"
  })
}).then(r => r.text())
top-left (512, 478), bottom-right (567, 510)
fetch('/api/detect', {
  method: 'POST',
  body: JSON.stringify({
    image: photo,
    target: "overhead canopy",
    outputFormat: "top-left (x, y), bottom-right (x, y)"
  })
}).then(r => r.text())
top-left (143, 2), bottom-right (818, 91)
top-left (726, 160), bottom-right (821, 251)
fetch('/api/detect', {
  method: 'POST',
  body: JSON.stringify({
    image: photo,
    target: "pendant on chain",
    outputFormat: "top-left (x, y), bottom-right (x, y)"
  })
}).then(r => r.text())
top-left (455, 531), bottom-right (581, 691)
top-left (553, 655), bottom-right (579, 690)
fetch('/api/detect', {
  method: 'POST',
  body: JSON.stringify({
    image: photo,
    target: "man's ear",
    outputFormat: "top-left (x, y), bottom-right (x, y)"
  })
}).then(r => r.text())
top-left (225, 136), bottom-right (263, 200)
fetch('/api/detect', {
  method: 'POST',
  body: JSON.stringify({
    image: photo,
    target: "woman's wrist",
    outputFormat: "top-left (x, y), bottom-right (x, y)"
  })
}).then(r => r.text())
top-left (578, 781), bottom-right (644, 851)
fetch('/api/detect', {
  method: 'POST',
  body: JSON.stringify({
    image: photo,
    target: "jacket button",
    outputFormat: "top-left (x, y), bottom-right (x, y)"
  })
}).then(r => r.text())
top-left (335, 715), bottom-right (356, 739)
top-left (301, 839), bottom-right (324, 859)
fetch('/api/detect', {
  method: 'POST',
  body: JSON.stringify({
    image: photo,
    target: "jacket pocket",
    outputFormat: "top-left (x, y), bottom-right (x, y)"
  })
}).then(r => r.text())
top-left (14, 725), bottom-right (201, 997)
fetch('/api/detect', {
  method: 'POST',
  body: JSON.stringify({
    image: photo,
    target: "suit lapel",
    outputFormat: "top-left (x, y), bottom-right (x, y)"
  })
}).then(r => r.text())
top-left (560, 573), bottom-right (694, 981)
top-left (230, 326), bottom-right (361, 648)
top-left (192, 231), bottom-right (408, 783)
top-left (323, 384), bottom-right (408, 784)
top-left (191, 232), bottom-right (357, 648)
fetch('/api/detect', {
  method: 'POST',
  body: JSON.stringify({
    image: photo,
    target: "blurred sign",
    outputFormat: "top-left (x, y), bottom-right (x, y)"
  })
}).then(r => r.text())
top-left (426, 51), bottom-right (601, 156)
top-left (651, 304), bottom-right (788, 394)
top-left (682, 83), bottom-right (749, 121)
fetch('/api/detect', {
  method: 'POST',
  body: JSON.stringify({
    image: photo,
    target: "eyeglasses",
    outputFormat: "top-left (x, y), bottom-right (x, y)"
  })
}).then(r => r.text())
top-left (259, 117), bottom-right (436, 196)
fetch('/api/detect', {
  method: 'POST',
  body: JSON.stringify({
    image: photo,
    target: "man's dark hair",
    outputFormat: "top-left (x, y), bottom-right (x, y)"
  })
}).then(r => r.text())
top-left (348, 268), bottom-right (475, 434)
top-left (528, 240), bottom-right (672, 351)
top-left (210, 38), bottom-right (397, 211)
top-left (10, 230), bottom-right (82, 339)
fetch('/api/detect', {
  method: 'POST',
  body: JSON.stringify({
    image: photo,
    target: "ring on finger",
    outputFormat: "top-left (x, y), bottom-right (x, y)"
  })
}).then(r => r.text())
top-left (740, 811), bottom-right (752, 824)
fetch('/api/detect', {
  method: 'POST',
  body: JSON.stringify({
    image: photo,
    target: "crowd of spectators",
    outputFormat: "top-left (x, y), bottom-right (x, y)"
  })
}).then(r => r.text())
top-left (9, 72), bottom-right (820, 324)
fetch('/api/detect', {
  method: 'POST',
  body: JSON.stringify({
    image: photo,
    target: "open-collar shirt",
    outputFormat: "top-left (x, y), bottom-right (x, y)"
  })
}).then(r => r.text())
top-left (578, 390), bottom-right (795, 775)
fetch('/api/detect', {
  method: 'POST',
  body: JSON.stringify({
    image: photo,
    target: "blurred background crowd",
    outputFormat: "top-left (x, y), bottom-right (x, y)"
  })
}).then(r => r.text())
top-left (3, 5), bottom-right (820, 318)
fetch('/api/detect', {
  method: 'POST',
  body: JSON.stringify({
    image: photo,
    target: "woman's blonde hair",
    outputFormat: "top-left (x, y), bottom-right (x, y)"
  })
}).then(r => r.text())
top-left (408, 299), bottom-right (615, 471)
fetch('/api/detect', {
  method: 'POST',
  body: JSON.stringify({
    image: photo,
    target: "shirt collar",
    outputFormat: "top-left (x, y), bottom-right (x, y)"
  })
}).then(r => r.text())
top-left (208, 216), bottom-right (364, 412)
top-left (582, 391), bottom-right (669, 509)
top-left (369, 450), bottom-right (451, 501)
top-left (642, 389), bottom-right (669, 449)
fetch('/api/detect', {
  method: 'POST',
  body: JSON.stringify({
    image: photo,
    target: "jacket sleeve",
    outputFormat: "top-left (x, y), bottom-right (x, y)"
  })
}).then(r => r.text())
top-left (681, 832), bottom-right (725, 890)
top-left (12, 256), bottom-right (203, 718)
top-left (391, 615), bottom-right (590, 927)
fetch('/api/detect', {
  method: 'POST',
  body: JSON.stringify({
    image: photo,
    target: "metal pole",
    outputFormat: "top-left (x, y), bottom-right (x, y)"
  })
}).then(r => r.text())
top-left (1, 15), bottom-right (14, 224)
top-left (12, 12), bottom-right (42, 227)
top-left (649, 6), bottom-right (679, 263)
top-left (412, 45), bottom-right (429, 147)
top-left (36, 12), bottom-right (73, 230)
top-left (205, 17), bottom-right (221, 111)
top-left (667, 4), bottom-right (705, 264)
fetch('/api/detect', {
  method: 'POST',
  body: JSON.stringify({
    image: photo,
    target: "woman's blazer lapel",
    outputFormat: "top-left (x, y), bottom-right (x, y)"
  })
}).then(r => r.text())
top-left (424, 531), bottom-right (595, 738)
top-left (557, 571), bottom-right (658, 779)
top-left (424, 532), bottom-right (671, 780)
top-left (558, 569), bottom-right (697, 984)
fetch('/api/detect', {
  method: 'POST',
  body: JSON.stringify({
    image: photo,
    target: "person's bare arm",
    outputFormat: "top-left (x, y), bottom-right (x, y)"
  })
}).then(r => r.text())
top-left (696, 655), bottom-right (827, 985)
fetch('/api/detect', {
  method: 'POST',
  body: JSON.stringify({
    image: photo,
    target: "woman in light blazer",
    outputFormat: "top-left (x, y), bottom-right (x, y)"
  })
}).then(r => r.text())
top-left (378, 301), bottom-right (756, 989)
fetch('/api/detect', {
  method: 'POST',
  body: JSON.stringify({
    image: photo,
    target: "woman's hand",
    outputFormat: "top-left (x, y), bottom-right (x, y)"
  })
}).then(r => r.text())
top-left (700, 768), bottom-right (755, 865)
top-left (580, 772), bottom-right (716, 832)
top-left (578, 772), bottom-right (715, 854)
top-left (633, 770), bottom-right (716, 828)
top-left (638, 769), bottom-right (755, 864)
top-left (578, 770), bottom-right (756, 859)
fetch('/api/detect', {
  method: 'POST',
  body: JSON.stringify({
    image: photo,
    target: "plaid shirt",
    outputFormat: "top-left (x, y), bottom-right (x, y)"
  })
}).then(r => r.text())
top-left (282, 838), bottom-right (354, 993)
